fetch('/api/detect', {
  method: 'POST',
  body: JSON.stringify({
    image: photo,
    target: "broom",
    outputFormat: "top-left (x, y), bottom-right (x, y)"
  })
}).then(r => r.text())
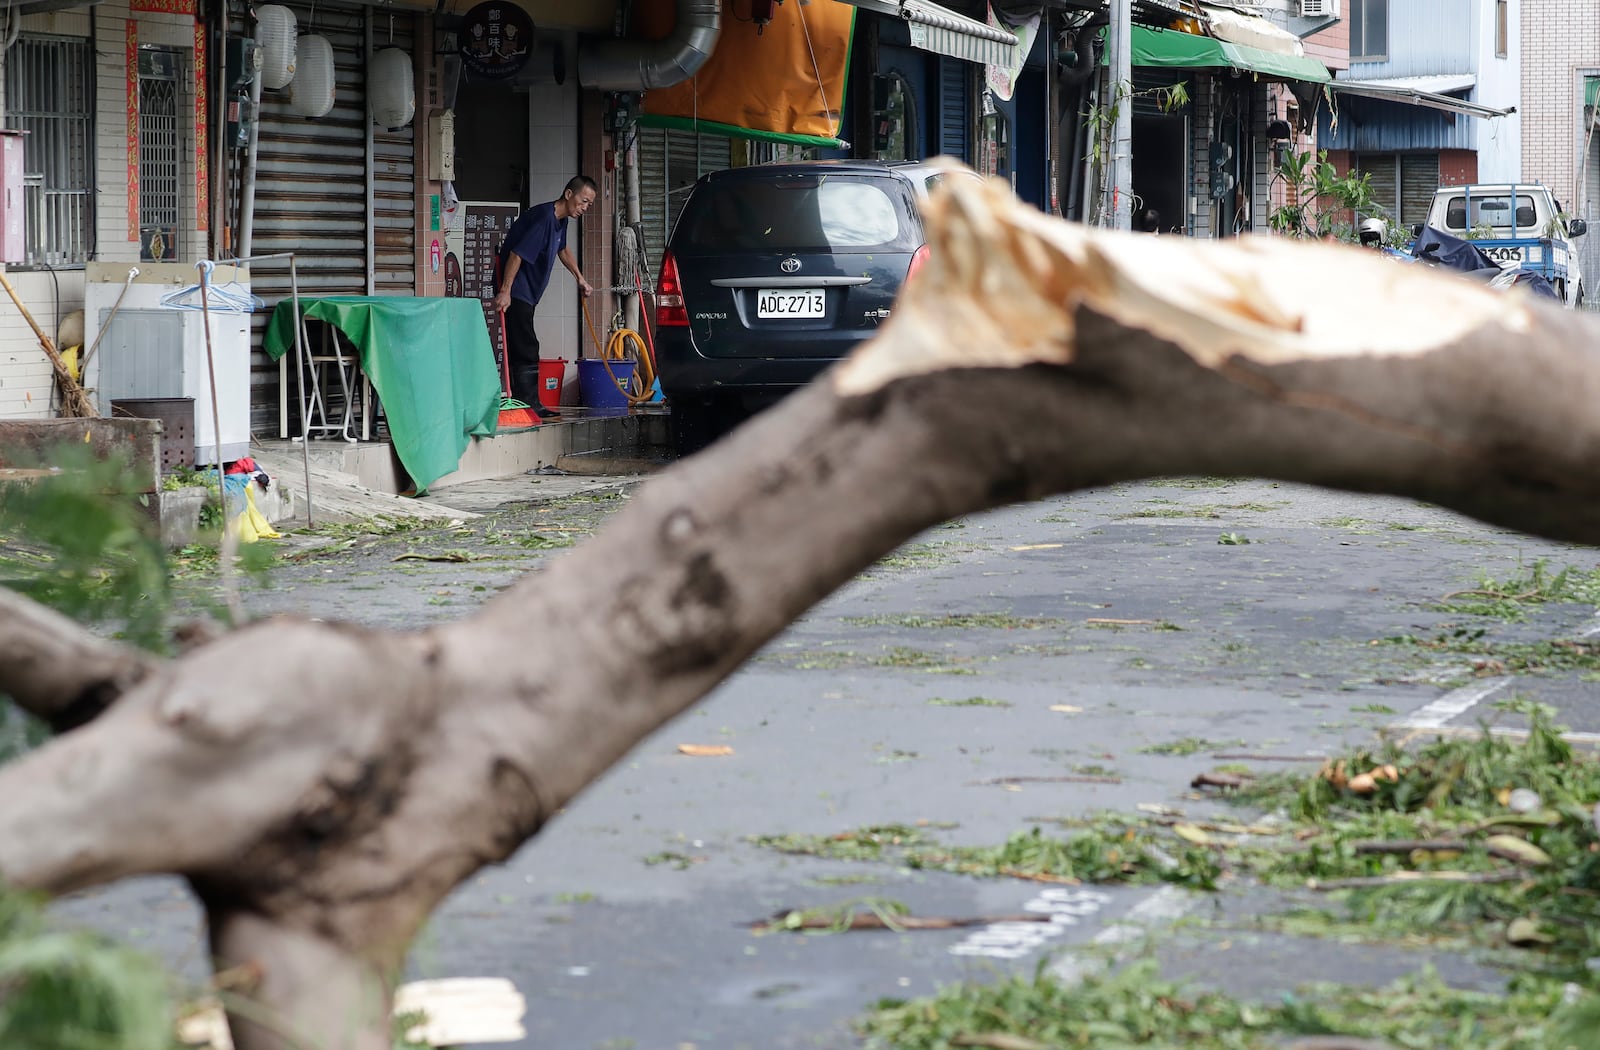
top-left (496, 307), bottom-right (540, 429)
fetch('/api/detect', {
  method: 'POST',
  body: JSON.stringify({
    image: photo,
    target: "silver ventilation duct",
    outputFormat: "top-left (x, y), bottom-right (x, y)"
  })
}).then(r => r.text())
top-left (578, 0), bottom-right (721, 91)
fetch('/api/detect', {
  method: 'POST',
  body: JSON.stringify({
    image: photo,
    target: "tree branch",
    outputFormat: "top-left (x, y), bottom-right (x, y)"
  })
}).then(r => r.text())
top-left (4, 169), bottom-right (1600, 1046)
top-left (0, 587), bottom-right (158, 731)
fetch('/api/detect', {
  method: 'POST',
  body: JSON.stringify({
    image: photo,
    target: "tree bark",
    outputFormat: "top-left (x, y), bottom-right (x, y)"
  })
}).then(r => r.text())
top-left (0, 588), bottom-right (157, 731)
top-left (3, 169), bottom-right (1600, 1047)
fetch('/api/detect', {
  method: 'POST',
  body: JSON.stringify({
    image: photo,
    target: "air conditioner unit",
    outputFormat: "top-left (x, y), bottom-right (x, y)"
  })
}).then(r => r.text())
top-left (1300, 0), bottom-right (1340, 17)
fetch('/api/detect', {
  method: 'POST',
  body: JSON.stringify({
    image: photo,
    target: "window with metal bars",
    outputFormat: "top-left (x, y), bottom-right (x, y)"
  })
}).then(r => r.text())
top-left (4, 35), bottom-right (94, 267)
top-left (137, 49), bottom-right (181, 262)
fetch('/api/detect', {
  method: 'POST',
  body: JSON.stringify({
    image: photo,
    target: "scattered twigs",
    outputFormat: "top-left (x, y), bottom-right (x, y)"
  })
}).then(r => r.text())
top-left (1192, 771), bottom-right (1253, 790)
top-left (967, 774), bottom-right (1123, 787)
top-left (1440, 587), bottom-right (1542, 602)
top-left (950, 1034), bottom-right (1053, 1050)
top-left (756, 910), bottom-right (1051, 933)
top-left (1308, 871), bottom-right (1522, 891)
top-left (1150, 816), bottom-right (1281, 837)
top-left (1352, 839), bottom-right (1472, 856)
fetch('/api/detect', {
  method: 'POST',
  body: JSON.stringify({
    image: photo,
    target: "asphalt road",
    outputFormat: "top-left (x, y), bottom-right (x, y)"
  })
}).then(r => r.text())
top-left (52, 475), bottom-right (1600, 1049)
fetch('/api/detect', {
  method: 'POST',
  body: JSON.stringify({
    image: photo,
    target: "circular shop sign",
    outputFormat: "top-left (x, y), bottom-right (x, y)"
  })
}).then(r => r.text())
top-left (459, 0), bottom-right (534, 80)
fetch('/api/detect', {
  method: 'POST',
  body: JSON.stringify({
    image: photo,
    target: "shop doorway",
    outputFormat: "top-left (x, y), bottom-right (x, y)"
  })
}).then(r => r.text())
top-left (1129, 70), bottom-right (1189, 234)
top-left (1132, 113), bottom-right (1186, 234)
top-left (454, 75), bottom-right (529, 204)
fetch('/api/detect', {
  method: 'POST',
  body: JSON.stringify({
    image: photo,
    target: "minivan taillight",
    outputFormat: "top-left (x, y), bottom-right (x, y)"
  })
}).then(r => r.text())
top-left (656, 251), bottom-right (689, 327)
top-left (906, 243), bottom-right (932, 283)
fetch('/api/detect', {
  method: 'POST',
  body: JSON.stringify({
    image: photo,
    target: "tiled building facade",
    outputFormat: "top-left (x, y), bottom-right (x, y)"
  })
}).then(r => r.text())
top-left (1520, 0), bottom-right (1599, 206)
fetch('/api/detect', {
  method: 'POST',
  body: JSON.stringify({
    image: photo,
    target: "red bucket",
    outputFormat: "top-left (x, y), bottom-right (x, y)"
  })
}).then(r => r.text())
top-left (536, 358), bottom-right (567, 410)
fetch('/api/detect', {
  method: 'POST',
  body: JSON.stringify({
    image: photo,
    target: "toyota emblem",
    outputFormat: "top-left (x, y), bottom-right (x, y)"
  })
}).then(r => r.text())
top-left (780, 257), bottom-right (801, 273)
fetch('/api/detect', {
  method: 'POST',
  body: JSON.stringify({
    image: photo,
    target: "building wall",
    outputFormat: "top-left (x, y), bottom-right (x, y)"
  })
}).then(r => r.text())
top-left (0, 10), bottom-right (94, 417)
top-left (1474, 0), bottom-right (1521, 181)
top-left (1303, 15), bottom-right (1349, 74)
top-left (0, 0), bottom-right (206, 420)
top-left (1187, 76), bottom-right (1277, 238)
top-left (1321, 95), bottom-right (1477, 152)
top-left (1348, 0), bottom-right (1474, 77)
top-left (1189, 76), bottom-right (1215, 236)
top-left (579, 88), bottom-right (616, 362)
top-left (1521, 0), bottom-right (1600, 207)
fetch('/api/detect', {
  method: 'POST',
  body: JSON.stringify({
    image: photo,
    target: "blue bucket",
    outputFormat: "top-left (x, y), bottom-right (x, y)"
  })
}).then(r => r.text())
top-left (578, 358), bottom-right (636, 413)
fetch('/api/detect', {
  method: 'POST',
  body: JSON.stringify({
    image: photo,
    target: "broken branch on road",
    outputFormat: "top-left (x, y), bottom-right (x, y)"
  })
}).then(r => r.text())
top-left (6, 164), bottom-right (1600, 1046)
top-left (755, 908), bottom-right (1052, 933)
top-left (1307, 871), bottom-right (1525, 892)
top-left (967, 774), bottom-right (1123, 787)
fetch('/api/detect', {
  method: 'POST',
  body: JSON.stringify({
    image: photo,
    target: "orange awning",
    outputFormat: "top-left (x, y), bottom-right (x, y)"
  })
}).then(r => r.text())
top-left (639, 0), bottom-right (854, 148)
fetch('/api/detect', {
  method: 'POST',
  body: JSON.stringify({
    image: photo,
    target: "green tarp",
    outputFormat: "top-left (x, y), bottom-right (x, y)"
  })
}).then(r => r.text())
top-left (264, 296), bottom-right (502, 494)
top-left (1588, 76), bottom-right (1600, 109)
top-left (1132, 25), bottom-right (1330, 84)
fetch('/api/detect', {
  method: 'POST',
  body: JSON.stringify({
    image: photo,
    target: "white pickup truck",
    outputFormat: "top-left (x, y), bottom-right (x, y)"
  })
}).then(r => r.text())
top-left (1420, 184), bottom-right (1588, 308)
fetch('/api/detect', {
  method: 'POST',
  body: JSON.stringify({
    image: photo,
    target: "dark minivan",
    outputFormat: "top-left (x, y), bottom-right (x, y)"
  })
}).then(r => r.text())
top-left (654, 160), bottom-right (931, 454)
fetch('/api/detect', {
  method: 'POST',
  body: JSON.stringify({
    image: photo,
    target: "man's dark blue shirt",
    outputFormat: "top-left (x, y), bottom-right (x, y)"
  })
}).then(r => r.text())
top-left (502, 201), bottom-right (568, 306)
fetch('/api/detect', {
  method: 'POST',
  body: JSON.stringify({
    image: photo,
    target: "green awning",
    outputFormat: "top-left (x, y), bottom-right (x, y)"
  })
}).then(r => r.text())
top-left (1587, 76), bottom-right (1600, 109)
top-left (1132, 25), bottom-right (1329, 84)
top-left (636, 115), bottom-right (846, 150)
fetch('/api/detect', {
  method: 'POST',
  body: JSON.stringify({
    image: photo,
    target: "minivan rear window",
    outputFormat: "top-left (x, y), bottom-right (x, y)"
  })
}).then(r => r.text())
top-left (677, 175), bottom-right (920, 253)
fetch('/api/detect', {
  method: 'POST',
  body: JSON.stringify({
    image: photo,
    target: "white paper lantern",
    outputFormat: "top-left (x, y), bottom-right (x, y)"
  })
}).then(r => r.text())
top-left (368, 46), bottom-right (414, 129)
top-left (287, 34), bottom-right (336, 118)
top-left (256, 4), bottom-right (297, 90)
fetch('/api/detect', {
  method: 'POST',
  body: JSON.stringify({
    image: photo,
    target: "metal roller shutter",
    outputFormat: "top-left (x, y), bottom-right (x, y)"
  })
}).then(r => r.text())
top-left (237, 4), bottom-right (420, 434)
top-left (636, 127), bottom-right (731, 281)
top-left (1354, 153), bottom-right (1397, 221)
top-left (1399, 153), bottom-right (1438, 228)
top-left (241, 9), bottom-right (368, 433)
top-left (937, 57), bottom-right (969, 160)
top-left (1132, 68), bottom-right (1187, 118)
top-left (370, 14), bottom-right (418, 295)
top-left (638, 126), bottom-right (667, 277)
top-left (252, 19), bottom-right (367, 293)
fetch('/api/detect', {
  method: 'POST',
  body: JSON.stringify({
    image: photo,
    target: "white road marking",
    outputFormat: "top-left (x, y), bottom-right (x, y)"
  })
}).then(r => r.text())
top-left (1046, 885), bottom-right (1198, 983)
top-left (1581, 614), bottom-right (1600, 638)
top-left (1395, 677), bottom-right (1511, 730)
top-left (948, 888), bottom-right (1111, 960)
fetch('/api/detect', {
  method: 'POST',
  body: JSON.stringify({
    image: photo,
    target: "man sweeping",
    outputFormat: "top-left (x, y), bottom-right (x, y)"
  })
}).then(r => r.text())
top-left (493, 175), bottom-right (597, 419)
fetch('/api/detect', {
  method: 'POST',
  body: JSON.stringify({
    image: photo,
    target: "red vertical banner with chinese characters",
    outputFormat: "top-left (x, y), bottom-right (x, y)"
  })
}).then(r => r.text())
top-left (126, 20), bottom-right (140, 244)
top-left (194, 21), bottom-right (208, 232)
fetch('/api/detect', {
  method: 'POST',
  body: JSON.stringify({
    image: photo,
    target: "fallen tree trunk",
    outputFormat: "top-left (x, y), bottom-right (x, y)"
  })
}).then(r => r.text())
top-left (4, 169), bottom-right (1600, 1048)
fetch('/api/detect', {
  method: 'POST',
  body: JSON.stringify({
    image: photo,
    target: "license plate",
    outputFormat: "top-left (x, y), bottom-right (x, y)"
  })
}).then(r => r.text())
top-left (1482, 245), bottom-right (1527, 266)
top-left (757, 289), bottom-right (825, 318)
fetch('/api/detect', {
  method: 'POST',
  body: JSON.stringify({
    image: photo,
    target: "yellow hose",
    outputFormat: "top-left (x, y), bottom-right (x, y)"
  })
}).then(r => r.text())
top-left (582, 298), bottom-right (656, 405)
